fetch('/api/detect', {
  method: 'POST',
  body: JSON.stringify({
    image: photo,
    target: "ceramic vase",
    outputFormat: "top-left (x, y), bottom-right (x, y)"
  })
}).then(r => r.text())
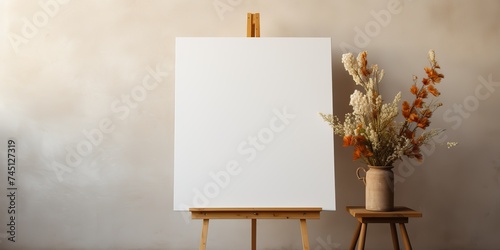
top-left (356, 165), bottom-right (394, 211)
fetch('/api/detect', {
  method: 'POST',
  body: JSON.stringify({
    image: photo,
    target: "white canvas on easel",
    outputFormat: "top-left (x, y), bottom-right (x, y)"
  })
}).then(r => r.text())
top-left (174, 37), bottom-right (335, 211)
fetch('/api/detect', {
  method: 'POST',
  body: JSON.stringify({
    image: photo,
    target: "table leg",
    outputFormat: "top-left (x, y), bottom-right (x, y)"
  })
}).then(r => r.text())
top-left (200, 219), bottom-right (209, 250)
top-left (252, 219), bottom-right (257, 250)
top-left (357, 223), bottom-right (367, 250)
top-left (349, 222), bottom-right (362, 250)
top-left (300, 219), bottom-right (310, 250)
top-left (399, 223), bottom-right (412, 250)
top-left (390, 223), bottom-right (400, 250)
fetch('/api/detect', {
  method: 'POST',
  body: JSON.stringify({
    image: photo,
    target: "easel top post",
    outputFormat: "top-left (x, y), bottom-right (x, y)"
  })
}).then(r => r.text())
top-left (247, 13), bottom-right (260, 37)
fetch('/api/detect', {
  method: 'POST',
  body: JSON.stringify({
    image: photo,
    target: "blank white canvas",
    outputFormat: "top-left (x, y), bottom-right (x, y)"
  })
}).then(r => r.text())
top-left (174, 37), bottom-right (335, 211)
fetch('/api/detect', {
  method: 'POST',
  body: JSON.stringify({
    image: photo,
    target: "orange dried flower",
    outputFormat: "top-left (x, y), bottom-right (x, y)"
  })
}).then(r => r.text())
top-left (421, 109), bottom-right (433, 118)
top-left (404, 129), bottom-right (414, 139)
top-left (418, 88), bottom-right (428, 99)
top-left (360, 52), bottom-right (371, 76)
top-left (424, 67), bottom-right (432, 76)
top-left (425, 67), bottom-right (444, 83)
top-left (417, 117), bottom-right (430, 129)
top-left (410, 84), bottom-right (418, 95)
top-left (363, 148), bottom-right (373, 157)
top-left (433, 72), bottom-right (444, 83)
top-left (409, 113), bottom-right (419, 122)
top-left (356, 145), bottom-right (373, 157)
top-left (427, 84), bottom-right (440, 97)
top-left (413, 98), bottom-right (423, 108)
top-left (353, 147), bottom-right (361, 160)
top-left (355, 144), bottom-right (373, 158)
top-left (422, 78), bottom-right (430, 86)
top-left (351, 136), bottom-right (373, 161)
top-left (402, 101), bottom-right (411, 118)
top-left (343, 135), bottom-right (353, 147)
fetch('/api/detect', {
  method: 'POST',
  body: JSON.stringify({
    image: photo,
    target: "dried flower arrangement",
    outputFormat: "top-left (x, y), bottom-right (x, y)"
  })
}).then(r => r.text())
top-left (320, 50), bottom-right (446, 166)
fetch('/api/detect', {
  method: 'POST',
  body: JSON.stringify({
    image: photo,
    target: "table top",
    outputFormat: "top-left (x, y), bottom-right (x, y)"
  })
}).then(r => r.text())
top-left (346, 206), bottom-right (422, 218)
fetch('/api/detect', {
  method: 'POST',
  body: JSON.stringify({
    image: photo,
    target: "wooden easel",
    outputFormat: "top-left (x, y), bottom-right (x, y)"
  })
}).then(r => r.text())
top-left (190, 207), bottom-right (322, 250)
top-left (190, 14), bottom-right (322, 250)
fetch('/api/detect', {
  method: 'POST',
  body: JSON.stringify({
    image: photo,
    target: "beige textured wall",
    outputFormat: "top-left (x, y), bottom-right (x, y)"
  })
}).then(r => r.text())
top-left (0, 0), bottom-right (499, 249)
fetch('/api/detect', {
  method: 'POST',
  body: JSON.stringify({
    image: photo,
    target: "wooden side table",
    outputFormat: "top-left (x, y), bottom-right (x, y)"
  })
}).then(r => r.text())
top-left (346, 206), bottom-right (422, 250)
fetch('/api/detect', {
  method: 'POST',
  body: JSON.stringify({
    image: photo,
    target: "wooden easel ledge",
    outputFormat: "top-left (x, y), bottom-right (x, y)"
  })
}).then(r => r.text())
top-left (190, 207), bottom-right (321, 219)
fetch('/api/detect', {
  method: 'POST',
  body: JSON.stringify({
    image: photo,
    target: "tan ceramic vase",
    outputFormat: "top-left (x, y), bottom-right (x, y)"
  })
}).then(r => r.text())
top-left (356, 165), bottom-right (394, 211)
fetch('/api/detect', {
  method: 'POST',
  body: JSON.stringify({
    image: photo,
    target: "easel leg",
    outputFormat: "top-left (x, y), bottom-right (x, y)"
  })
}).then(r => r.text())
top-left (349, 222), bottom-right (362, 250)
top-left (300, 219), bottom-right (310, 250)
top-left (399, 223), bottom-right (412, 250)
top-left (357, 223), bottom-right (367, 250)
top-left (200, 219), bottom-right (209, 250)
top-left (251, 219), bottom-right (257, 250)
top-left (390, 223), bottom-right (400, 250)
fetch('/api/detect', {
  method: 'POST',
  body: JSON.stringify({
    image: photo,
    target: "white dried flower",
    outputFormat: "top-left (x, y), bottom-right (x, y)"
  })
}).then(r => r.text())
top-left (378, 69), bottom-right (385, 83)
top-left (349, 90), bottom-right (369, 116)
top-left (367, 124), bottom-right (379, 149)
top-left (342, 53), bottom-right (363, 86)
top-left (428, 49), bottom-right (435, 61)
top-left (341, 53), bottom-right (356, 74)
